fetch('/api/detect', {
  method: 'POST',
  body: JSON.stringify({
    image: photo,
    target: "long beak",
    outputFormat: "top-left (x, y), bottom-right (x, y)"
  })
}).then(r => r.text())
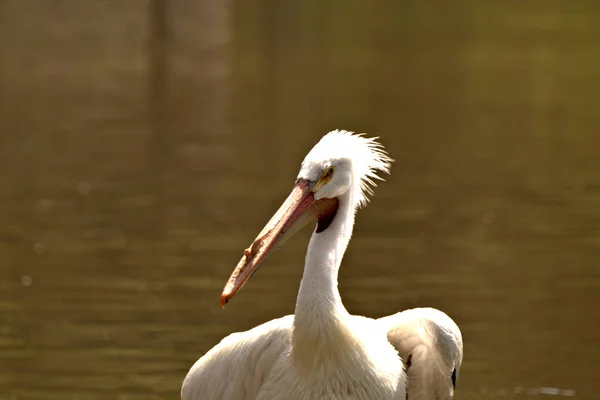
top-left (220, 179), bottom-right (338, 306)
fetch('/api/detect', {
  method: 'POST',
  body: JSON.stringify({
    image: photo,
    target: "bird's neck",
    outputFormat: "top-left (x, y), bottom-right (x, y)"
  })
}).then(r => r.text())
top-left (292, 193), bottom-right (357, 369)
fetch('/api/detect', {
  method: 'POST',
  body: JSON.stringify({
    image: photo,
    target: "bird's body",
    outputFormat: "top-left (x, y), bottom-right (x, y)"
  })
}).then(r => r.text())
top-left (182, 131), bottom-right (463, 400)
top-left (184, 315), bottom-right (405, 400)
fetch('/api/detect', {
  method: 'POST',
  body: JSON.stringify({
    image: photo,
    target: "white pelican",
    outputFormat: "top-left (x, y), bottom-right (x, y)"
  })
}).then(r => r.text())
top-left (182, 130), bottom-right (463, 400)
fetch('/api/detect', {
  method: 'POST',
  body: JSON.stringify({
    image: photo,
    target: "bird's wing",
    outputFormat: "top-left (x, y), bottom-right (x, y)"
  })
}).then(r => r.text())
top-left (181, 315), bottom-right (294, 400)
top-left (378, 307), bottom-right (463, 400)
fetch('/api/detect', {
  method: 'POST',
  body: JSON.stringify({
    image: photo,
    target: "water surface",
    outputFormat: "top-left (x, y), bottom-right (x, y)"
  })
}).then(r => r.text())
top-left (0, 1), bottom-right (599, 399)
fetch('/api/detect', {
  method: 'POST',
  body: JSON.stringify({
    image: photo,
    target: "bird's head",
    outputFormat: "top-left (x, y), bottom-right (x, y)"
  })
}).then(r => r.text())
top-left (297, 129), bottom-right (393, 209)
top-left (220, 130), bottom-right (393, 306)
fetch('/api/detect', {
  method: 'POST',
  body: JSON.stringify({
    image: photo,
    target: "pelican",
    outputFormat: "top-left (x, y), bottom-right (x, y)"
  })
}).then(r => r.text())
top-left (182, 130), bottom-right (463, 400)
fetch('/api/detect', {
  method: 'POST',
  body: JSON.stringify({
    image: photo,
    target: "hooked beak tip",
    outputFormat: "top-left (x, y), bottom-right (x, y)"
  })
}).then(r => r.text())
top-left (220, 294), bottom-right (230, 308)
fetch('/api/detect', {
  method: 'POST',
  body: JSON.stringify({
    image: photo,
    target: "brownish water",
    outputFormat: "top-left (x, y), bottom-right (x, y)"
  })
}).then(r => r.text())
top-left (1, 1), bottom-right (599, 399)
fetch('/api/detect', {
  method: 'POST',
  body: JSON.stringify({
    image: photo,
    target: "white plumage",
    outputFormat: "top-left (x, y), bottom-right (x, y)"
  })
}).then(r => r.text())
top-left (182, 130), bottom-right (463, 400)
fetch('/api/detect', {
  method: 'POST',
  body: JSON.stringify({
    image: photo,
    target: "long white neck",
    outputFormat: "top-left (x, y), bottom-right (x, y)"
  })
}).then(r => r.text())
top-left (291, 192), bottom-right (357, 370)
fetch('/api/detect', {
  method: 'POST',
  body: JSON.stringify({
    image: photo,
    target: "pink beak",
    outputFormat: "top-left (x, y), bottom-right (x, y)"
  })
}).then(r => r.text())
top-left (220, 179), bottom-right (338, 307)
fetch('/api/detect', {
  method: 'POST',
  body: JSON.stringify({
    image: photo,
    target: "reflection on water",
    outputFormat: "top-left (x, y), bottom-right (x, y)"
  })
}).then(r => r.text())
top-left (1, 0), bottom-right (599, 399)
top-left (471, 387), bottom-right (577, 399)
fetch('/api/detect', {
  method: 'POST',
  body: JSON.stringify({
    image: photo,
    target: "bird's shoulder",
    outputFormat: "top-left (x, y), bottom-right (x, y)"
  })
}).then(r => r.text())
top-left (379, 307), bottom-right (462, 362)
top-left (181, 315), bottom-right (294, 400)
top-left (378, 307), bottom-right (463, 399)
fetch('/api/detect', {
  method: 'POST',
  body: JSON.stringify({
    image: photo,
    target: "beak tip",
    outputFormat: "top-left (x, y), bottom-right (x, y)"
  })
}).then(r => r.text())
top-left (220, 294), bottom-right (229, 308)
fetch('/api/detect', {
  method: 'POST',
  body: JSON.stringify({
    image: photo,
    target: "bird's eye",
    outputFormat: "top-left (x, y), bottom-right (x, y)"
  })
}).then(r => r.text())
top-left (325, 167), bottom-right (334, 177)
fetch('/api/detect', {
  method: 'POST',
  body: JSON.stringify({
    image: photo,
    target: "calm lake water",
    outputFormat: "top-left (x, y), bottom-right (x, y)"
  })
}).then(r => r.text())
top-left (1, 1), bottom-right (599, 399)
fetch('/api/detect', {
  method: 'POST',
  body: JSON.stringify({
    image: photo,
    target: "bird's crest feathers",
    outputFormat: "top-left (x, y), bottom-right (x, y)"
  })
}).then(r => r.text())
top-left (302, 130), bottom-right (393, 209)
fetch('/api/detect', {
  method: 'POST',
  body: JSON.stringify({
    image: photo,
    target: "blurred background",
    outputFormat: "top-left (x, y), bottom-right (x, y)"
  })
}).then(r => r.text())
top-left (1, 0), bottom-right (599, 399)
